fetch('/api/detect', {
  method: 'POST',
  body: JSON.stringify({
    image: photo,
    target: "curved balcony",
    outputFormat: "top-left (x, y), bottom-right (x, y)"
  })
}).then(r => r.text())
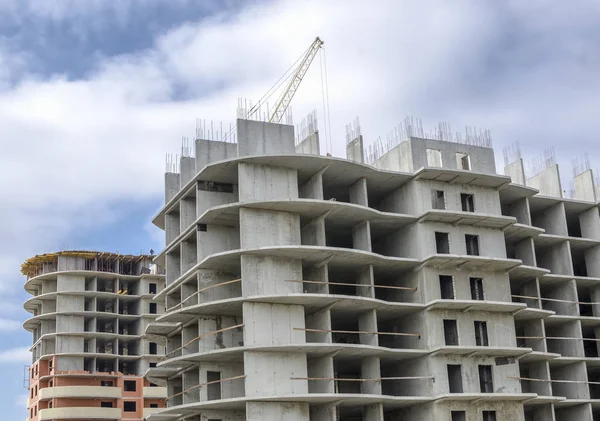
top-left (39, 385), bottom-right (122, 399)
top-left (39, 407), bottom-right (121, 420)
top-left (153, 153), bottom-right (511, 230)
top-left (158, 246), bottom-right (420, 299)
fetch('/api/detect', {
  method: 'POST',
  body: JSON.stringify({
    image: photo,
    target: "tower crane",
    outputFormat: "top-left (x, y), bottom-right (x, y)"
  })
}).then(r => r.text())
top-left (269, 37), bottom-right (324, 123)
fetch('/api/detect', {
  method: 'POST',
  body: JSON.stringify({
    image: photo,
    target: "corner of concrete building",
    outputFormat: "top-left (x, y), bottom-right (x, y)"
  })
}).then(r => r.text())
top-left (236, 119), bottom-right (295, 157)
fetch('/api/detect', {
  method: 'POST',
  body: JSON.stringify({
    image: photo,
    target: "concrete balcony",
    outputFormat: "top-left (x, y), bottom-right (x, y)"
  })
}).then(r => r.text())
top-left (38, 407), bottom-right (121, 420)
top-left (144, 407), bottom-right (165, 418)
top-left (143, 386), bottom-right (167, 398)
top-left (39, 386), bottom-right (121, 400)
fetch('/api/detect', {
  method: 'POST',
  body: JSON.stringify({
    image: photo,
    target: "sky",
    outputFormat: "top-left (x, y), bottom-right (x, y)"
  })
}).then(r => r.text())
top-left (0, 0), bottom-right (599, 418)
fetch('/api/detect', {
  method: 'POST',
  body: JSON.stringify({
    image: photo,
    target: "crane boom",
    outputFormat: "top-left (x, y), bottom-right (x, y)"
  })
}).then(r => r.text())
top-left (269, 37), bottom-right (324, 123)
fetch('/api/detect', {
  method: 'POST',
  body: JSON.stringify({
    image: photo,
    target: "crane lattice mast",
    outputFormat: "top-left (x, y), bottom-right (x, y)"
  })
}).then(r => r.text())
top-left (269, 37), bottom-right (324, 123)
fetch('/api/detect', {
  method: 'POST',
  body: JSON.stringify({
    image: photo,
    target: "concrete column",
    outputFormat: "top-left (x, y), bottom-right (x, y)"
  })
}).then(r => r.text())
top-left (180, 157), bottom-right (195, 187)
top-left (238, 163), bottom-right (298, 202)
top-left (504, 158), bottom-right (527, 185)
top-left (353, 221), bottom-right (372, 252)
top-left (574, 169), bottom-right (596, 202)
top-left (305, 308), bottom-right (331, 343)
top-left (165, 173), bottom-right (180, 203)
top-left (349, 177), bottom-right (368, 207)
top-left (579, 207), bottom-right (600, 240)
top-left (301, 218), bottom-right (326, 246)
top-left (307, 356), bottom-right (334, 393)
top-left (555, 404), bottom-right (593, 421)
top-left (361, 357), bottom-right (382, 395)
top-left (514, 237), bottom-right (537, 267)
top-left (299, 170), bottom-right (325, 199)
top-left (309, 405), bottom-right (337, 421)
top-left (359, 310), bottom-right (378, 347)
top-left (304, 265), bottom-right (328, 294)
top-left (364, 403), bottom-right (384, 421)
top-left (357, 265), bottom-right (375, 298)
top-left (346, 135), bottom-right (364, 163)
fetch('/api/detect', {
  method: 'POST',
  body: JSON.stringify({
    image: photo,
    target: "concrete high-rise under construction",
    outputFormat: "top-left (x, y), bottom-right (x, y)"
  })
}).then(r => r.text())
top-left (23, 251), bottom-right (167, 421)
top-left (144, 113), bottom-right (600, 421)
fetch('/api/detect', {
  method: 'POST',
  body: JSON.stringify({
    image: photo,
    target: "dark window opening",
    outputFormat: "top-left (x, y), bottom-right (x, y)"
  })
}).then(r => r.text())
top-left (198, 181), bottom-right (234, 193)
top-left (482, 411), bottom-right (497, 421)
top-left (436, 232), bottom-right (450, 254)
top-left (457, 153), bottom-right (471, 170)
top-left (49, 402), bottom-right (52, 409)
top-left (149, 303), bottom-right (157, 314)
top-left (461, 193), bottom-right (475, 212)
top-left (198, 224), bottom-right (207, 232)
top-left (470, 277), bottom-right (484, 300)
top-left (100, 381), bottom-right (113, 387)
top-left (432, 190), bottom-right (446, 210)
top-left (49, 380), bottom-right (53, 387)
top-left (101, 402), bottom-right (113, 408)
top-left (150, 362), bottom-right (157, 368)
top-left (444, 319), bottom-right (459, 346)
top-left (474, 321), bottom-right (489, 346)
top-left (465, 234), bottom-right (479, 255)
top-left (479, 365), bottom-right (494, 393)
top-left (149, 283), bottom-right (157, 294)
top-left (150, 404), bottom-right (159, 408)
top-left (207, 371), bottom-right (222, 400)
top-left (448, 364), bottom-right (463, 393)
top-left (149, 342), bottom-right (158, 355)
top-left (451, 411), bottom-right (466, 421)
top-left (124, 401), bottom-right (136, 412)
top-left (124, 380), bottom-right (137, 392)
top-left (440, 275), bottom-right (455, 299)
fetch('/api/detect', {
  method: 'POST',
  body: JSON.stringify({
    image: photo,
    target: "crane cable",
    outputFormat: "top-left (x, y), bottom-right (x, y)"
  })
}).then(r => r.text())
top-left (219, 43), bottom-right (314, 142)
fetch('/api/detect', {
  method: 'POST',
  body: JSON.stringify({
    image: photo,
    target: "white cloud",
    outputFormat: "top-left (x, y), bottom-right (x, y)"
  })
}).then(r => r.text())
top-left (0, 0), bottom-right (599, 299)
top-left (0, 319), bottom-right (22, 332)
top-left (0, 347), bottom-right (30, 364)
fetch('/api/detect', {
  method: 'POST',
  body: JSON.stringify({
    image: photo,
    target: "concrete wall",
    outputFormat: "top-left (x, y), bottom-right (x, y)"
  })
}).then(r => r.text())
top-left (195, 138), bottom-right (238, 172)
top-left (409, 138), bottom-right (497, 174)
top-left (527, 164), bottom-right (562, 197)
top-left (238, 163), bottom-right (298, 202)
top-left (237, 119), bottom-right (295, 157)
top-left (295, 132), bottom-right (320, 155)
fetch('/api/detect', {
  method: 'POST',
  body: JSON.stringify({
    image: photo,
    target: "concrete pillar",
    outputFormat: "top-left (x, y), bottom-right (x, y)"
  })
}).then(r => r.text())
top-left (514, 237), bottom-right (537, 267)
top-left (357, 265), bottom-right (375, 298)
top-left (299, 170), bottom-right (325, 199)
top-left (353, 221), bottom-right (372, 252)
top-left (309, 405), bottom-right (337, 421)
top-left (579, 207), bottom-right (600, 240)
top-left (165, 172), bottom-right (180, 203)
top-left (364, 403), bottom-right (384, 421)
top-left (349, 177), bottom-right (368, 206)
top-left (574, 169), bottom-right (596, 202)
top-left (180, 157), bottom-right (195, 187)
top-left (238, 163), bottom-right (298, 202)
top-left (361, 357), bottom-right (382, 395)
top-left (346, 135), bottom-right (364, 163)
top-left (504, 158), bottom-right (527, 185)
top-left (358, 310), bottom-right (378, 347)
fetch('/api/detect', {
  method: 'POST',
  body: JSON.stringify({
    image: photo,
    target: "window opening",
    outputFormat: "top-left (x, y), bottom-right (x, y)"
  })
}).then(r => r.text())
top-left (474, 321), bottom-right (489, 346)
top-left (444, 319), bottom-right (459, 345)
top-left (440, 275), bottom-right (455, 299)
top-left (436, 232), bottom-right (450, 254)
top-left (465, 234), bottom-right (479, 255)
top-left (461, 193), bottom-right (475, 212)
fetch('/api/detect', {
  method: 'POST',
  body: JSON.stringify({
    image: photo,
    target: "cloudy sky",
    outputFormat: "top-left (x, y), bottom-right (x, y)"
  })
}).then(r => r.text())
top-left (1, 0), bottom-right (599, 418)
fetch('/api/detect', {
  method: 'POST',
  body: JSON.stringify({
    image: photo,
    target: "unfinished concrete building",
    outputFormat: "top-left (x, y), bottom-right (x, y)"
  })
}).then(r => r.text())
top-left (146, 114), bottom-right (600, 421)
top-left (23, 251), bottom-right (167, 421)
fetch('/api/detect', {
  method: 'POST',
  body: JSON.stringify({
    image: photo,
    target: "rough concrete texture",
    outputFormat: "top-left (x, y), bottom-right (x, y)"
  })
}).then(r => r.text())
top-left (150, 118), bottom-right (600, 421)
